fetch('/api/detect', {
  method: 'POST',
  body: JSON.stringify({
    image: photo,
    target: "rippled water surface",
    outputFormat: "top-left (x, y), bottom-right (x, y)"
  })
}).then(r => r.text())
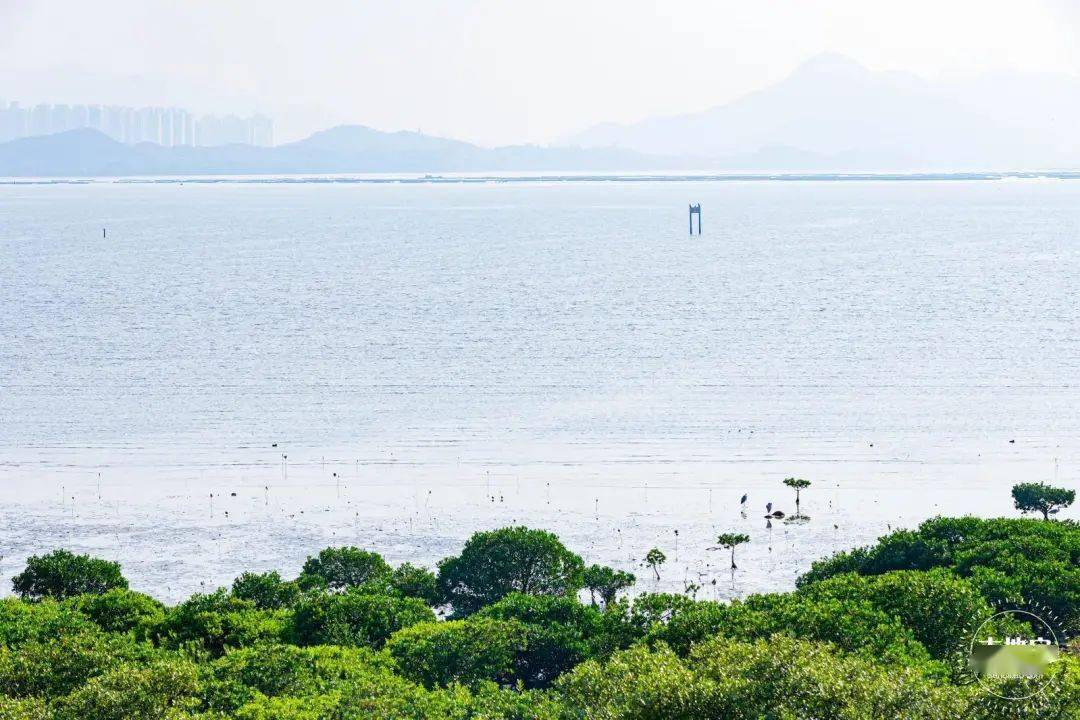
top-left (2, 178), bottom-right (1079, 601)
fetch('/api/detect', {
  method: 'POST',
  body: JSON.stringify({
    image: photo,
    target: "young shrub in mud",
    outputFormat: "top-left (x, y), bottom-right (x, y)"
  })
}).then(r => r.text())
top-left (644, 548), bottom-right (666, 581)
top-left (713, 532), bottom-right (750, 569)
top-left (12, 550), bottom-right (128, 601)
top-left (782, 477), bottom-right (811, 517)
top-left (386, 617), bottom-right (528, 688)
top-left (437, 527), bottom-right (584, 616)
top-left (290, 587), bottom-right (434, 648)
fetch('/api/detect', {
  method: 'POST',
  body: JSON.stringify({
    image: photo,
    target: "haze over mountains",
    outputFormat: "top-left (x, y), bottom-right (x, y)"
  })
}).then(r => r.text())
top-left (570, 53), bottom-right (1080, 171)
top-left (3, 53), bottom-right (1080, 176)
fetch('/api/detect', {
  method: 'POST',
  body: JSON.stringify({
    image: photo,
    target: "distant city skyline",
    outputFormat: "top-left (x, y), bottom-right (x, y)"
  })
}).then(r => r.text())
top-left (0, 99), bottom-right (273, 147)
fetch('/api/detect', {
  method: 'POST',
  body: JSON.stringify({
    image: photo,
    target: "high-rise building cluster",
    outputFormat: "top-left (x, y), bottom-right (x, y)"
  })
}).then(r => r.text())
top-left (0, 100), bottom-right (274, 147)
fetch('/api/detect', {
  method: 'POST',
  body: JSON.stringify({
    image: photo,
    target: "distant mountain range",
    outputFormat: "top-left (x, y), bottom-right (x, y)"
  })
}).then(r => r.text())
top-left (5, 53), bottom-right (1080, 176)
top-left (0, 125), bottom-right (669, 177)
top-left (570, 53), bottom-right (1080, 171)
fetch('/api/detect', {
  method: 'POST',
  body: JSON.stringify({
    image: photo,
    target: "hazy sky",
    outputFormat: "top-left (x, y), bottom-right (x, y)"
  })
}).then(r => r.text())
top-left (2, 0), bottom-right (1078, 145)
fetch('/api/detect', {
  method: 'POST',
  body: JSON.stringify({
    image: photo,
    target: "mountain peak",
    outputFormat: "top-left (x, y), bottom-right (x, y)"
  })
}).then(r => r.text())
top-left (567, 53), bottom-right (1080, 169)
top-left (16, 127), bottom-right (123, 149)
top-left (0, 123), bottom-right (658, 176)
top-left (286, 124), bottom-right (478, 153)
top-left (790, 52), bottom-right (870, 78)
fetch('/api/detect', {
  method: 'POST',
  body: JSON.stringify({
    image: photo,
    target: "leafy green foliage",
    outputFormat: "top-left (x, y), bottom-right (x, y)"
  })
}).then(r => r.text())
top-left (11, 550), bottom-right (128, 601)
top-left (153, 589), bottom-right (287, 655)
top-left (437, 527), bottom-right (584, 616)
top-left (1012, 482), bottom-right (1075, 520)
top-left (643, 548), bottom-right (666, 580)
top-left (798, 516), bottom-right (1080, 627)
top-left (49, 657), bottom-right (199, 720)
top-left (458, 682), bottom-right (565, 720)
top-left (231, 571), bottom-right (303, 610)
top-left (200, 643), bottom-right (391, 714)
top-left (783, 477), bottom-right (811, 490)
top-left (0, 627), bottom-right (160, 698)
top-left (714, 532), bottom-right (750, 548)
top-left (725, 593), bottom-right (934, 667)
top-left (389, 563), bottom-right (440, 604)
top-left (797, 568), bottom-right (993, 660)
top-left (623, 592), bottom-right (696, 633)
top-left (713, 532), bottom-right (750, 568)
top-left (229, 694), bottom-right (340, 720)
top-left (476, 593), bottom-right (622, 687)
top-left (784, 476), bottom-right (811, 515)
top-left (633, 591), bottom-right (933, 668)
top-left (221, 671), bottom-right (564, 720)
top-left (558, 634), bottom-right (963, 720)
top-left (0, 598), bottom-right (97, 647)
top-left (290, 587), bottom-right (434, 648)
top-left (0, 695), bottom-right (49, 720)
top-left (298, 547), bottom-right (392, 591)
top-left (386, 617), bottom-right (528, 688)
top-left (632, 595), bottom-right (725, 655)
top-left (1, 520), bottom-right (1074, 720)
top-left (65, 589), bottom-right (165, 634)
top-left (582, 565), bottom-right (635, 608)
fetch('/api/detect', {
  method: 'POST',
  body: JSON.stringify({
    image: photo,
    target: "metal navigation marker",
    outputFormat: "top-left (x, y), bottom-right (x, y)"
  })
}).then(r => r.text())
top-left (689, 204), bottom-right (701, 234)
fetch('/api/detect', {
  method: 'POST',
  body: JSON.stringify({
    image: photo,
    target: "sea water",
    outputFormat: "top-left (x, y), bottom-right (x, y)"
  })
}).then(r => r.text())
top-left (2, 177), bottom-right (1079, 601)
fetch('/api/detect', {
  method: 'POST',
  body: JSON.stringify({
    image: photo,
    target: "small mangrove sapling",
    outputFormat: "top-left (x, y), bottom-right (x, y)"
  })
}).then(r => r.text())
top-left (645, 548), bottom-right (667, 581)
top-left (783, 477), bottom-right (811, 517)
top-left (714, 532), bottom-right (750, 569)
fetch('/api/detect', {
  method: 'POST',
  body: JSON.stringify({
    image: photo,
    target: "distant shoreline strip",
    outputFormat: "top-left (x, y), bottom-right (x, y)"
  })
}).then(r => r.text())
top-left (5, 172), bottom-right (1080, 185)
